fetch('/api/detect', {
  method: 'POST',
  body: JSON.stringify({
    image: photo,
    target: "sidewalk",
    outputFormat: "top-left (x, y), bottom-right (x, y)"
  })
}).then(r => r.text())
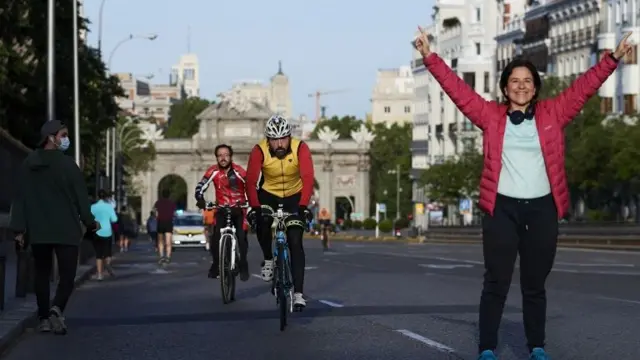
top-left (0, 253), bottom-right (96, 353)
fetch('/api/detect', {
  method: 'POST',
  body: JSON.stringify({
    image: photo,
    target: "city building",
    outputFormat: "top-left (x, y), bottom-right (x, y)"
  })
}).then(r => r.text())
top-left (520, 1), bottom-right (552, 73)
top-left (495, 0), bottom-right (527, 101)
top-left (232, 62), bottom-right (293, 119)
top-left (115, 73), bottom-right (180, 124)
top-left (170, 53), bottom-right (200, 98)
top-left (598, 0), bottom-right (639, 115)
top-left (548, 0), bottom-right (600, 79)
top-left (370, 66), bottom-right (414, 125)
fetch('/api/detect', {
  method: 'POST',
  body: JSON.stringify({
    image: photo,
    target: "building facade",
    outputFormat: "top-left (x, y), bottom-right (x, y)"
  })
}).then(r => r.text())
top-left (170, 53), bottom-right (200, 98)
top-left (232, 62), bottom-right (293, 119)
top-left (598, 0), bottom-right (639, 115)
top-left (548, 0), bottom-right (600, 79)
top-left (370, 66), bottom-right (414, 125)
top-left (115, 73), bottom-right (180, 124)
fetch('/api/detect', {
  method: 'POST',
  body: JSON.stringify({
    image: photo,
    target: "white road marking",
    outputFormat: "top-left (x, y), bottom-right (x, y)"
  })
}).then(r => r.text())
top-left (318, 300), bottom-right (344, 308)
top-left (305, 266), bottom-right (318, 270)
top-left (555, 262), bottom-right (634, 267)
top-left (149, 268), bottom-right (170, 274)
top-left (598, 296), bottom-right (640, 305)
top-left (251, 274), bottom-right (262, 279)
top-left (394, 329), bottom-right (456, 353)
top-left (553, 268), bottom-right (640, 276)
top-left (419, 264), bottom-right (474, 269)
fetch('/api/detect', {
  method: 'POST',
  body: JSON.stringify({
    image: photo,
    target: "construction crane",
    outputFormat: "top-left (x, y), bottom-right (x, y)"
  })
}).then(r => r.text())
top-left (308, 89), bottom-right (349, 121)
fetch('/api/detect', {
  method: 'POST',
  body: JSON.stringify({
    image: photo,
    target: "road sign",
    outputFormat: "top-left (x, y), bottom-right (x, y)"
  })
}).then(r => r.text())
top-left (377, 203), bottom-right (386, 213)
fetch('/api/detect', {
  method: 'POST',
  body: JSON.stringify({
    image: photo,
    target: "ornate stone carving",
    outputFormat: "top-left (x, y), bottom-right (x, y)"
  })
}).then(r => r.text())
top-left (335, 174), bottom-right (356, 188)
top-left (217, 88), bottom-right (252, 114)
top-left (317, 126), bottom-right (339, 145)
top-left (350, 124), bottom-right (375, 147)
top-left (350, 124), bottom-right (375, 171)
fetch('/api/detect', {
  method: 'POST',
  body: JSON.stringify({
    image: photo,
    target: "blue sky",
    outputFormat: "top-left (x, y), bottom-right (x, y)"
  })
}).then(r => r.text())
top-left (83, 0), bottom-right (434, 119)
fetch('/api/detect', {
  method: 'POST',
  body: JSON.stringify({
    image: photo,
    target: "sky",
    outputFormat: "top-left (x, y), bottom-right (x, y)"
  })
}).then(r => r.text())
top-left (83, 0), bottom-right (434, 119)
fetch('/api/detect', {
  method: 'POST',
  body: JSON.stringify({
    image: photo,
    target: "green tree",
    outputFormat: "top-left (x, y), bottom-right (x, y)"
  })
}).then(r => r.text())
top-left (0, 0), bottom-right (123, 174)
top-left (115, 117), bottom-right (156, 195)
top-left (310, 115), bottom-right (362, 139)
top-left (164, 97), bottom-right (211, 138)
top-left (368, 123), bottom-right (413, 218)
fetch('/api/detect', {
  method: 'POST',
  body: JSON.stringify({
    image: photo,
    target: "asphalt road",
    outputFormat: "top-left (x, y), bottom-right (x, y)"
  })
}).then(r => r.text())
top-left (3, 237), bottom-right (640, 360)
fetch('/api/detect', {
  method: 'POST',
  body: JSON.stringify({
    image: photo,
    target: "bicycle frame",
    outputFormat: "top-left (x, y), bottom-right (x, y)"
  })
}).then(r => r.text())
top-left (262, 205), bottom-right (295, 312)
top-left (206, 202), bottom-right (248, 272)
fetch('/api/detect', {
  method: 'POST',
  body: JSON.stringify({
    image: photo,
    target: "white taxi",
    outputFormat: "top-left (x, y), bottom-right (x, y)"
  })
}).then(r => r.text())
top-left (172, 210), bottom-right (207, 249)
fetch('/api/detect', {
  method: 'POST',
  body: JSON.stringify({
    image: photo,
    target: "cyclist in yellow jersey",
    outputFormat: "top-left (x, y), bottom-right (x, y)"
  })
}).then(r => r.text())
top-left (246, 115), bottom-right (314, 309)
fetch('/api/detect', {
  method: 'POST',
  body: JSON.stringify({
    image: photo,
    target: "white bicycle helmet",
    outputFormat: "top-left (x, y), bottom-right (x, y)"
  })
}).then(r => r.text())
top-left (264, 115), bottom-right (292, 138)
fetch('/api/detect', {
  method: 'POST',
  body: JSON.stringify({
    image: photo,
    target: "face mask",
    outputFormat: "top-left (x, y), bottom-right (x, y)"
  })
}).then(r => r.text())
top-left (58, 136), bottom-right (70, 151)
top-left (274, 147), bottom-right (287, 159)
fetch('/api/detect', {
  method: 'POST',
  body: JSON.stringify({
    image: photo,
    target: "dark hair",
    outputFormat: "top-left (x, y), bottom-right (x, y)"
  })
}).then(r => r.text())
top-left (214, 144), bottom-right (233, 157)
top-left (499, 56), bottom-right (542, 104)
top-left (98, 189), bottom-right (110, 199)
top-left (161, 189), bottom-right (170, 198)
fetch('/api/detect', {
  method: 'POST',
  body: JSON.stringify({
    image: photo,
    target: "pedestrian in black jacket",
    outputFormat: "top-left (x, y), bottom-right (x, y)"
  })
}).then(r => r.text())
top-left (10, 120), bottom-right (99, 335)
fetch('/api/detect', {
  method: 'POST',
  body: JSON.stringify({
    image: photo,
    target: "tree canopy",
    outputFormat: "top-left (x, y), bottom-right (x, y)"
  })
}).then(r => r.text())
top-left (164, 97), bottom-right (211, 138)
top-left (1, 0), bottom-right (123, 174)
top-left (309, 115), bottom-right (362, 139)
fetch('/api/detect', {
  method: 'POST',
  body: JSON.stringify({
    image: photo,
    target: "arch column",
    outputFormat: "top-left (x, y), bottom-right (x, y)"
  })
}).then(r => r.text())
top-left (356, 151), bottom-right (371, 219)
top-left (319, 151), bottom-right (335, 221)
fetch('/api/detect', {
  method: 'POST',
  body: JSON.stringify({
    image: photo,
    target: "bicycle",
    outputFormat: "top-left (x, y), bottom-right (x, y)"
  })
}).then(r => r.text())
top-left (206, 201), bottom-right (249, 304)
top-left (260, 204), bottom-right (309, 331)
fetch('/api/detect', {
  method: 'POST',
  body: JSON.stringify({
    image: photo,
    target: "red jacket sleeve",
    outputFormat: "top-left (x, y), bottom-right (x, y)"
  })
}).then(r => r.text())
top-left (297, 142), bottom-right (314, 207)
top-left (550, 51), bottom-right (619, 128)
top-left (423, 53), bottom-right (492, 131)
top-left (245, 146), bottom-right (263, 207)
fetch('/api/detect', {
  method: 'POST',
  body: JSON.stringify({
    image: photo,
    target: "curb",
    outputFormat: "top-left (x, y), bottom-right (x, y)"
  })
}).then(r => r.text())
top-left (0, 259), bottom-right (96, 354)
top-left (307, 235), bottom-right (640, 250)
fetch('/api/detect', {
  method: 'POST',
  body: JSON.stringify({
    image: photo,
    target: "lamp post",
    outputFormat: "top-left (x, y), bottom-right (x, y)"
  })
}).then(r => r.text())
top-left (72, 0), bottom-right (80, 165)
top-left (47, 0), bottom-right (55, 122)
top-left (105, 33), bottom-right (158, 194)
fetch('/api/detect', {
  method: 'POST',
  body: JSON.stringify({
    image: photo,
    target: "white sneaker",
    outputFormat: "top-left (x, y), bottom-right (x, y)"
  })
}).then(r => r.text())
top-left (293, 292), bottom-right (306, 308)
top-left (261, 259), bottom-right (274, 282)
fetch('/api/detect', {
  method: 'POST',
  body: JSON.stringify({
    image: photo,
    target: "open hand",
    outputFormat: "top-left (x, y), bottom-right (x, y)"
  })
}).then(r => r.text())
top-left (413, 25), bottom-right (431, 58)
top-left (15, 233), bottom-right (25, 248)
top-left (614, 32), bottom-right (635, 60)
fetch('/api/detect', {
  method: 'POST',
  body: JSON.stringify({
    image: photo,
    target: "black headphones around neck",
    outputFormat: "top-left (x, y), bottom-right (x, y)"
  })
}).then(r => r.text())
top-left (507, 103), bottom-right (535, 125)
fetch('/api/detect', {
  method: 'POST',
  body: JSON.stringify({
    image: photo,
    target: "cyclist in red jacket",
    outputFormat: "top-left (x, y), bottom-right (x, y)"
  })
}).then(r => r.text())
top-left (194, 144), bottom-right (249, 281)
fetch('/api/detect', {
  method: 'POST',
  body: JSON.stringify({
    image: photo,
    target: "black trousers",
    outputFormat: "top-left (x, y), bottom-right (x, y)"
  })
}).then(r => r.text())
top-left (256, 190), bottom-right (305, 293)
top-left (31, 244), bottom-right (79, 319)
top-left (210, 208), bottom-right (247, 267)
top-left (478, 194), bottom-right (558, 353)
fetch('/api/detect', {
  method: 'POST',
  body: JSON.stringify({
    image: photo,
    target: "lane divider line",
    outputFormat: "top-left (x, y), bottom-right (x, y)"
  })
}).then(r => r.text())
top-left (317, 299), bottom-right (344, 308)
top-left (394, 329), bottom-right (456, 353)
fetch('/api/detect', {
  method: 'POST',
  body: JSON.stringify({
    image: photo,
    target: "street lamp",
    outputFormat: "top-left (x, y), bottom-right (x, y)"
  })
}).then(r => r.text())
top-left (105, 33), bottom-right (158, 194)
top-left (387, 164), bottom-right (402, 220)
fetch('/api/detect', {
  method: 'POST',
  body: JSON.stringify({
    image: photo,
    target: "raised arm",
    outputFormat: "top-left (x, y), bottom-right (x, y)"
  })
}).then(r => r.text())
top-left (551, 52), bottom-right (619, 128)
top-left (423, 53), bottom-right (492, 130)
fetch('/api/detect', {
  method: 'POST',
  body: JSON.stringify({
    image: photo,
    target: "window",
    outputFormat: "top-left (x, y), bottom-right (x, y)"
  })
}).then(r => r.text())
top-left (475, 42), bottom-right (481, 55)
top-left (384, 106), bottom-right (391, 113)
top-left (475, 7), bottom-right (481, 22)
top-left (600, 97), bottom-right (613, 114)
top-left (462, 72), bottom-right (476, 90)
top-left (623, 95), bottom-right (636, 115)
top-left (462, 118), bottom-right (474, 131)
top-left (483, 72), bottom-right (490, 93)
top-left (183, 68), bottom-right (195, 80)
top-left (404, 105), bottom-right (411, 113)
top-left (462, 138), bottom-right (476, 152)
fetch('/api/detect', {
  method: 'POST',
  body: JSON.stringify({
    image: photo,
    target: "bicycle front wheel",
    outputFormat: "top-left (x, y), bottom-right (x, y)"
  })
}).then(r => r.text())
top-left (276, 243), bottom-right (287, 331)
top-left (219, 234), bottom-right (236, 304)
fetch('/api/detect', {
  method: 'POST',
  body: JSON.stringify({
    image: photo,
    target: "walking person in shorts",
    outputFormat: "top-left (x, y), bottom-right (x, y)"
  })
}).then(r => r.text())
top-left (154, 190), bottom-right (176, 264)
top-left (146, 211), bottom-right (158, 252)
top-left (90, 189), bottom-right (118, 280)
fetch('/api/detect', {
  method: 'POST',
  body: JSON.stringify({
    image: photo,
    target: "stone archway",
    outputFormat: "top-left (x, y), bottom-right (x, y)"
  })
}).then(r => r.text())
top-left (157, 174), bottom-right (188, 210)
top-left (137, 91), bottom-right (373, 222)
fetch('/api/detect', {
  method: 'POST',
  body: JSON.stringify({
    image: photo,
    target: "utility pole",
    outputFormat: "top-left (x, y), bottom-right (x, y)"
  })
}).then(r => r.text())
top-left (395, 163), bottom-right (401, 220)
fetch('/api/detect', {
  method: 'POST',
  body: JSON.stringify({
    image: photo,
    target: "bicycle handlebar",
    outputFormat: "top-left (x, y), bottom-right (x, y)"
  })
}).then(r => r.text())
top-left (205, 201), bottom-right (250, 211)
